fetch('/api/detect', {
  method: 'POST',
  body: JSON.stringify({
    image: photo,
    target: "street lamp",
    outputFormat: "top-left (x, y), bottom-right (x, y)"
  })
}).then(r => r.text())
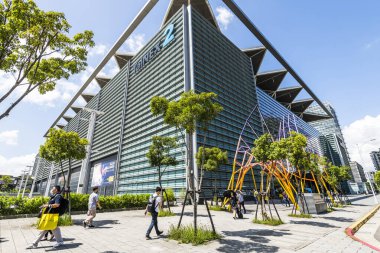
top-left (356, 138), bottom-right (378, 204)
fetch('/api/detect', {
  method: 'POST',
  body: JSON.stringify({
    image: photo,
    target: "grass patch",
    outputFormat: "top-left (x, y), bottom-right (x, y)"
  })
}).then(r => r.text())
top-left (333, 203), bottom-right (344, 208)
top-left (327, 207), bottom-right (336, 213)
top-left (209, 205), bottom-right (227, 212)
top-left (288, 213), bottom-right (313, 218)
top-left (158, 210), bottom-right (176, 217)
top-left (253, 218), bottom-right (284, 226)
top-left (168, 224), bottom-right (221, 245)
top-left (58, 214), bottom-right (73, 226)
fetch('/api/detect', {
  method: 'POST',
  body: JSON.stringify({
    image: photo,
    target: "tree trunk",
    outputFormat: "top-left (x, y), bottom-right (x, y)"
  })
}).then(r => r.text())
top-left (0, 81), bottom-right (20, 105)
top-left (67, 158), bottom-right (72, 215)
top-left (60, 161), bottom-right (66, 190)
top-left (158, 167), bottom-right (171, 212)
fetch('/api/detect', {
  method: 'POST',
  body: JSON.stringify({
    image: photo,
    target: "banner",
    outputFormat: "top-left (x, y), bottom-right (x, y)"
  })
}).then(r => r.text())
top-left (91, 160), bottom-right (115, 187)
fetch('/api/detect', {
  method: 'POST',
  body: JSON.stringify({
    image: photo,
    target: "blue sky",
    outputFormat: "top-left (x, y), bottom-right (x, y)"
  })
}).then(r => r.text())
top-left (1, 0), bottom-right (380, 175)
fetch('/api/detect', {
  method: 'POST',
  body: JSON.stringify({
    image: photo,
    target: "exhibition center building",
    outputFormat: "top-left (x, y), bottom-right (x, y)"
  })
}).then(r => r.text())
top-left (30, 0), bottom-right (332, 196)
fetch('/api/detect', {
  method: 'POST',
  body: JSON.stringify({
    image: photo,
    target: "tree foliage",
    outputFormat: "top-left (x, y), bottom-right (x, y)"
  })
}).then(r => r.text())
top-left (150, 91), bottom-right (223, 134)
top-left (196, 147), bottom-right (228, 172)
top-left (0, 0), bottom-right (94, 120)
top-left (146, 136), bottom-right (178, 170)
top-left (251, 133), bottom-right (273, 163)
top-left (0, 175), bottom-right (13, 191)
top-left (374, 171), bottom-right (380, 188)
top-left (39, 128), bottom-right (88, 164)
top-left (325, 165), bottom-right (351, 189)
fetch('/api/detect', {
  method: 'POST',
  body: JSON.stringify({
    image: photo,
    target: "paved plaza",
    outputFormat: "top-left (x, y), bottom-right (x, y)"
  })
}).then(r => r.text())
top-left (0, 195), bottom-right (379, 253)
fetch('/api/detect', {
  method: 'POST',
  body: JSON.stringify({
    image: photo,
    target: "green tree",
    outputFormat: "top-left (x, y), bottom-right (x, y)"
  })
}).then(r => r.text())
top-left (0, 0), bottom-right (94, 120)
top-left (146, 136), bottom-right (178, 212)
top-left (0, 175), bottom-right (13, 191)
top-left (374, 171), bottom-right (380, 189)
top-left (196, 147), bottom-right (228, 190)
top-left (150, 90), bottom-right (223, 234)
top-left (39, 128), bottom-right (88, 214)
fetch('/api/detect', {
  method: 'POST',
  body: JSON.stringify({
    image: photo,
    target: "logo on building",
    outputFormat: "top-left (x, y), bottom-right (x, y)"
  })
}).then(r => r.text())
top-left (133, 23), bottom-right (175, 74)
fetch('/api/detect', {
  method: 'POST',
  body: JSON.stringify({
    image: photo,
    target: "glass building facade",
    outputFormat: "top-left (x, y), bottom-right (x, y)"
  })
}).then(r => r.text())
top-left (31, 2), bottom-right (327, 197)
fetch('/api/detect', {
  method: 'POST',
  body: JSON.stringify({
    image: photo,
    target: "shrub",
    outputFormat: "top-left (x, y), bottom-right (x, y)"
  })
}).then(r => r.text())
top-left (58, 213), bottom-right (73, 226)
top-left (0, 193), bottom-right (151, 216)
top-left (168, 225), bottom-right (221, 245)
top-left (253, 218), bottom-right (284, 226)
top-left (163, 188), bottom-right (175, 202)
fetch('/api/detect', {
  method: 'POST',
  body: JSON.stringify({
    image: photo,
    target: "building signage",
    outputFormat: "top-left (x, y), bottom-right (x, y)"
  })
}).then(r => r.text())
top-left (133, 23), bottom-right (175, 74)
top-left (91, 160), bottom-right (115, 187)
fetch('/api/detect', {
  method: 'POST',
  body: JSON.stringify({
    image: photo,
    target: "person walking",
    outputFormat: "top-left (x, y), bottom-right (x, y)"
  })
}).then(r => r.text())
top-left (145, 187), bottom-right (163, 239)
top-left (230, 191), bottom-right (239, 219)
top-left (83, 186), bottom-right (101, 228)
top-left (283, 191), bottom-right (291, 207)
top-left (28, 185), bottom-right (64, 249)
top-left (237, 190), bottom-right (246, 214)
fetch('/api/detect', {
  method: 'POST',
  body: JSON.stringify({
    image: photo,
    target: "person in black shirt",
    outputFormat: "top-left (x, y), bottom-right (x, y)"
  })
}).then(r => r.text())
top-left (28, 185), bottom-right (64, 249)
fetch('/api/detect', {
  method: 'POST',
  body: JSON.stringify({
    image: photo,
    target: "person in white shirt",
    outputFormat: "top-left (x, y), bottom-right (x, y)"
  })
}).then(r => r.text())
top-left (145, 187), bottom-right (163, 239)
top-left (83, 186), bottom-right (101, 228)
top-left (237, 190), bottom-right (246, 214)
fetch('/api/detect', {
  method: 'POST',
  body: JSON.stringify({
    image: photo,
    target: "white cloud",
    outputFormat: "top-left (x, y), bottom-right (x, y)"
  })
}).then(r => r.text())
top-left (216, 6), bottom-right (234, 30)
top-left (124, 34), bottom-right (146, 52)
top-left (343, 114), bottom-right (380, 170)
top-left (365, 38), bottom-right (380, 49)
top-left (0, 130), bottom-right (19, 146)
top-left (0, 153), bottom-right (36, 176)
top-left (89, 44), bottom-right (108, 57)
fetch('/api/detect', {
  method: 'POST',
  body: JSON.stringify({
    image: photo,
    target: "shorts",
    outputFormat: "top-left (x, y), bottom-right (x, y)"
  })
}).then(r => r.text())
top-left (87, 208), bottom-right (96, 217)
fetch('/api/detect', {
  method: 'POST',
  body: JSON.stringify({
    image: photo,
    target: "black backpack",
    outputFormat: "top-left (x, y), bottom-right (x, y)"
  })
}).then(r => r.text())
top-left (147, 195), bottom-right (157, 213)
top-left (57, 194), bottom-right (69, 216)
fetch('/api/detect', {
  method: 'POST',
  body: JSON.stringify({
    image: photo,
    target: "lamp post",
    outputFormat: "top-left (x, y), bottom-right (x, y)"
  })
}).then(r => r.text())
top-left (356, 139), bottom-right (378, 204)
top-left (22, 165), bottom-right (33, 198)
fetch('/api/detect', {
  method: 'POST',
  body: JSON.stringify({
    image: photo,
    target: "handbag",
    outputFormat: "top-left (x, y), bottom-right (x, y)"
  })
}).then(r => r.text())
top-left (37, 207), bottom-right (59, 230)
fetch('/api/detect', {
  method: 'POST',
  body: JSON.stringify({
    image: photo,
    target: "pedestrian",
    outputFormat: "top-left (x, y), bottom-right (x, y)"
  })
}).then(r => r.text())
top-left (28, 185), bottom-right (64, 249)
top-left (83, 186), bottom-right (101, 228)
top-left (237, 190), bottom-right (246, 214)
top-left (253, 189), bottom-right (259, 204)
top-left (40, 231), bottom-right (54, 241)
top-left (230, 191), bottom-right (239, 219)
top-left (283, 191), bottom-right (290, 207)
top-left (145, 186), bottom-right (163, 239)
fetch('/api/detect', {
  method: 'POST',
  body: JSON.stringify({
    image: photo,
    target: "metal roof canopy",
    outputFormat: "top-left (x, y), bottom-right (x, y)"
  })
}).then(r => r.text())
top-left (242, 47), bottom-right (266, 75)
top-left (290, 98), bottom-right (315, 113)
top-left (256, 70), bottom-right (287, 92)
top-left (275, 86), bottom-right (303, 104)
top-left (44, 0), bottom-right (159, 137)
top-left (222, 0), bottom-right (333, 118)
top-left (162, 0), bottom-right (219, 30)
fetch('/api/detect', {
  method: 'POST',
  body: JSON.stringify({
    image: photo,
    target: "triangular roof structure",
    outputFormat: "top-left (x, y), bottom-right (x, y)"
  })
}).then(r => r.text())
top-left (275, 86), bottom-right (303, 104)
top-left (162, 0), bottom-right (219, 30)
top-left (95, 77), bottom-right (111, 89)
top-left (114, 53), bottom-right (134, 69)
top-left (290, 99), bottom-right (314, 113)
top-left (81, 94), bottom-right (95, 103)
top-left (256, 69), bottom-right (287, 92)
top-left (243, 47), bottom-right (266, 75)
top-left (71, 106), bottom-right (83, 114)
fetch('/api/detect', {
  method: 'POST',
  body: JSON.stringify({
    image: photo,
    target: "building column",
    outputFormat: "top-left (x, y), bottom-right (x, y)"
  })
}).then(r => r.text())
top-left (44, 164), bottom-right (55, 197)
top-left (29, 157), bottom-right (41, 198)
top-left (77, 109), bottom-right (104, 194)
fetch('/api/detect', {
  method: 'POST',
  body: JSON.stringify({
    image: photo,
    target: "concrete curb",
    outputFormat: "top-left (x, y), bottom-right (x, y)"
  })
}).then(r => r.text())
top-left (345, 204), bottom-right (380, 252)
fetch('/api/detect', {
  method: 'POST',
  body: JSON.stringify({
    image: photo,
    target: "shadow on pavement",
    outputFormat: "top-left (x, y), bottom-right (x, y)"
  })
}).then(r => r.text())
top-left (321, 216), bottom-right (354, 222)
top-left (181, 212), bottom-right (213, 218)
top-left (217, 238), bottom-right (280, 253)
top-left (222, 228), bottom-right (292, 239)
top-left (73, 219), bottom-right (119, 228)
top-left (289, 220), bottom-right (338, 228)
top-left (0, 237), bottom-right (8, 243)
top-left (45, 243), bottom-right (82, 251)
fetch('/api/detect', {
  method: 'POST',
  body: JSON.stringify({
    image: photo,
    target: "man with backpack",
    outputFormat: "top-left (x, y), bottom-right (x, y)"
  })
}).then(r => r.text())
top-left (83, 186), bottom-right (101, 228)
top-left (28, 185), bottom-right (66, 249)
top-left (145, 186), bottom-right (163, 240)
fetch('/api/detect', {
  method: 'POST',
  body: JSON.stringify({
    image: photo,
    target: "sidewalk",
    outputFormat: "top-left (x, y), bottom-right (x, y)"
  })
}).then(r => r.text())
top-left (353, 204), bottom-right (380, 250)
top-left (0, 195), bottom-right (378, 253)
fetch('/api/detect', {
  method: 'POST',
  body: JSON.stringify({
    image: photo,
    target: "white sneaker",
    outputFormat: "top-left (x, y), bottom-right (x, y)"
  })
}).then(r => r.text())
top-left (52, 242), bottom-right (64, 248)
top-left (26, 243), bottom-right (37, 249)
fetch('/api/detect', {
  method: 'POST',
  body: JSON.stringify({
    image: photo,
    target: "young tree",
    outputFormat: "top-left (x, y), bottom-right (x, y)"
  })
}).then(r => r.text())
top-left (150, 90), bottom-right (223, 233)
top-left (196, 147), bottom-right (228, 190)
top-left (374, 171), bottom-right (380, 189)
top-left (39, 128), bottom-right (88, 214)
top-left (0, 0), bottom-right (94, 120)
top-left (146, 136), bottom-right (178, 212)
top-left (0, 175), bottom-right (13, 191)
